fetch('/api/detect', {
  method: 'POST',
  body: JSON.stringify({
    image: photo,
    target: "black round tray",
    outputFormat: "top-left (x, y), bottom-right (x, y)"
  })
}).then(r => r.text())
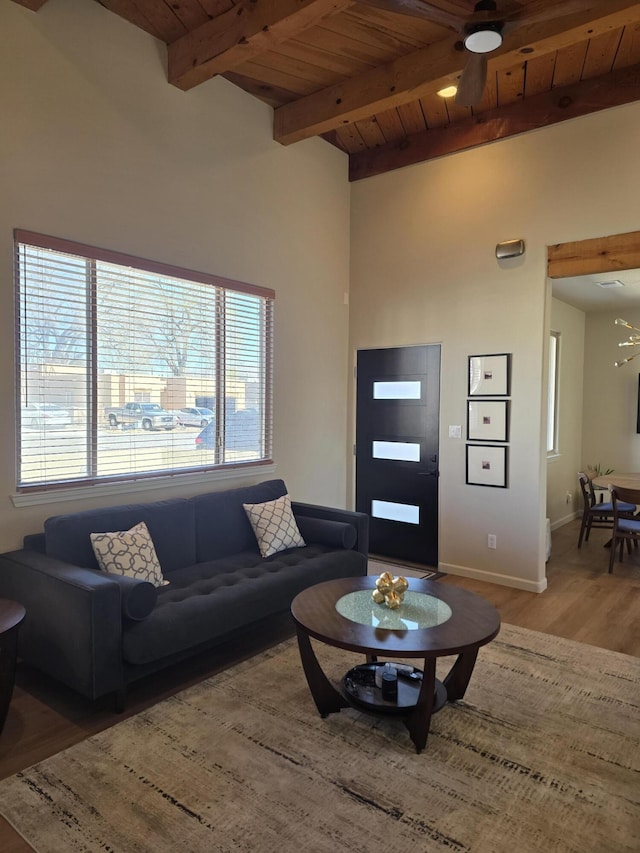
top-left (341, 662), bottom-right (446, 716)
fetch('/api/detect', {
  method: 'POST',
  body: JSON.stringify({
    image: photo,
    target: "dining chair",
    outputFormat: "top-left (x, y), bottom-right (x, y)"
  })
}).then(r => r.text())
top-left (609, 486), bottom-right (640, 573)
top-left (576, 473), bottom-right (635, 548)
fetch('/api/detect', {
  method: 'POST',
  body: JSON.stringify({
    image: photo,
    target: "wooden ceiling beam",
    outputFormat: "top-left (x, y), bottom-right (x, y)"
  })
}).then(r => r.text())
top-left (356, 0), bottom-right (462, 30)
top-left (274, 0), bottom-right (640, 145)
top-left (169, 0), bottom-right (355, 92)
top-left (548, 229), bottom-right (640, 279)
top-left (348, 62), bottom-right (640, 181)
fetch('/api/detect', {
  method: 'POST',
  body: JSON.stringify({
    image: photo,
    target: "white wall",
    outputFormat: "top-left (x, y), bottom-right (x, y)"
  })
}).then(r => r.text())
top-left (4, 0), bottom-right (640, 588)
top-left (350, 102), bottom-right (640, 592)
top-left (546, 298), bottom-right (585, 529)
top-left (0, 0), bottom-right (350, 550)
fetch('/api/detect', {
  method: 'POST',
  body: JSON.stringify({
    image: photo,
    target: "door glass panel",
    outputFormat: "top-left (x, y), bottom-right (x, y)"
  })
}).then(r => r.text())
top-left (372, 440), bottom-right (420, 462)
top-left (371, 499), bottom-right (420, 524)
top-left (373, 381), bottom-right (421, 400)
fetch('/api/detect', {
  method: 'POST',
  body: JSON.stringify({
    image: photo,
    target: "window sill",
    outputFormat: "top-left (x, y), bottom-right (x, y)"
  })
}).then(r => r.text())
top-left (11, 463), bottom-right (277, 508)
top-left (546, 452), bottom-right (561, 463)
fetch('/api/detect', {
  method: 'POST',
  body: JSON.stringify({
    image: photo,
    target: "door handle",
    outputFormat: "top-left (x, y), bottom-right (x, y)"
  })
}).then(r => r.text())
top-left (418, 454), bottom-right (438, 476)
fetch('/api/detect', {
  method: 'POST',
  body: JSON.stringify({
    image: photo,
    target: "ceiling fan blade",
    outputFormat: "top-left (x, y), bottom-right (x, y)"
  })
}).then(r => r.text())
top-left (357, 0), bottom-right (463, 31)
top-left (455, 53), bottom-right (487, 107)
top-left (499, 0), bottom-right (602, 27)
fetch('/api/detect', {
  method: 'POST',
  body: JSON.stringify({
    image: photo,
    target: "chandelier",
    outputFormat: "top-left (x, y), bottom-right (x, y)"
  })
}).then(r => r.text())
top-left (614, 318), bottom-right (640, 366)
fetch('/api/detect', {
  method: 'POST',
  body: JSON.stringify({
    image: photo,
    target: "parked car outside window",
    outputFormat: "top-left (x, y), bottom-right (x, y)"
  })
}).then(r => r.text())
top-left (22, 403), bottom-right (72, 429)
top-left (176, 407), bottom-right (215, 428)
top-left (195, 420), bottom-right (215, 449)
top-left (195, 410), bottom-right (259, 452)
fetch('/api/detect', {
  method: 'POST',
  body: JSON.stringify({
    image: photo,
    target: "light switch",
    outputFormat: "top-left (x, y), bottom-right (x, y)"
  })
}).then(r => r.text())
top-left (448, 425), bottom-right (462, 439)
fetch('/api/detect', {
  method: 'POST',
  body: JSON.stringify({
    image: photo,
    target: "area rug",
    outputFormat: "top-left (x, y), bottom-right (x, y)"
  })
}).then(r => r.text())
top-left (1, 624), bottom-right (638, 852)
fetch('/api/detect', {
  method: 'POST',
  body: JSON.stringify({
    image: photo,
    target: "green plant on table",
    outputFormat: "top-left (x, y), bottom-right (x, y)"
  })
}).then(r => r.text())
top-left (586, 464), bottom-right (614, 480)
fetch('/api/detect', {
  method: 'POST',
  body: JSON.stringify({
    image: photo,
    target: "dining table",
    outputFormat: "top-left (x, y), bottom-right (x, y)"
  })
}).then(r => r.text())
top-left (592, 473), bottom-right (640, 491)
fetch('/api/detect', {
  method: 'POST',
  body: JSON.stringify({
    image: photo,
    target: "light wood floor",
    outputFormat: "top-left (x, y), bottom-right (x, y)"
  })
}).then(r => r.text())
top-left (1, 518), bottom-right (638, 851)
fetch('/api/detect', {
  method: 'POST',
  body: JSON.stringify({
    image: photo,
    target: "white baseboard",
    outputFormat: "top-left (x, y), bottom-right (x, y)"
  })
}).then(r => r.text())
top-left (550, 511), bottom-right (580, 531)
top-left (439, 562), bottom-right (548, 593)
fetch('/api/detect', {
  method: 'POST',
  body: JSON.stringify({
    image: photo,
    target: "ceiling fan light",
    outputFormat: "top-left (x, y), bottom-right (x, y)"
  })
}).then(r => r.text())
top-left (464, 26), bottom-right (503, 54)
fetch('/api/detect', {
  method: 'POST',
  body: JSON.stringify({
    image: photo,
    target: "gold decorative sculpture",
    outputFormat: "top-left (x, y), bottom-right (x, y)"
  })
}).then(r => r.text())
top-left (372, 572), bottom-right (408, 609)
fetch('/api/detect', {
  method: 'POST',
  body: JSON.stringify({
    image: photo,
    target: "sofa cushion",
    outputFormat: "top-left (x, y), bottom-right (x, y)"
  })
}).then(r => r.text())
top-left (192, 478), bottom-right (288, 562)
top-left (44, 498), bottom-right (196, 572)
top-left (243, 493), bottom-right (305, 557)
top-left (121, 545), bottom-right (366, 665)
top-left (104, 573), bottom-right (158, 621)
top-left (91, 522), bottom-right (169, 588)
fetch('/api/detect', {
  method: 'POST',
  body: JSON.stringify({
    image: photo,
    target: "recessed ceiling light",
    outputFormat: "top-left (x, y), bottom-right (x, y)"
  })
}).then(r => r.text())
top-left (437, 86), bottom-right (458, 98)
top-left (596, 280), bottom-right (625, 288)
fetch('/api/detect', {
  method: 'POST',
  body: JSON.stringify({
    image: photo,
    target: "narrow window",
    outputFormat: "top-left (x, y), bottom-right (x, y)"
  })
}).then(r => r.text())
top-left (547, 331), bottom-right (560, 454)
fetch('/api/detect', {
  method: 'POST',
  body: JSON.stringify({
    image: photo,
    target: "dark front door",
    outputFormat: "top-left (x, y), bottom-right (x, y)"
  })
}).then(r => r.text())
top-left (356, 345), bottom-right (440, 566)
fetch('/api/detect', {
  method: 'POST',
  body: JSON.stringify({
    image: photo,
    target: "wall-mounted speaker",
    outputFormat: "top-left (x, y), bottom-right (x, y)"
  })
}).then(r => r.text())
top-left (496, 238), bottom-right (525, 259)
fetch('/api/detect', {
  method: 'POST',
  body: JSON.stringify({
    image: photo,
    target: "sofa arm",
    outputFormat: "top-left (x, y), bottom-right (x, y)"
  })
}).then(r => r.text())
top-left (0, 549), bottom-right (130, 701)
top-left (291, 502), bottom-right (369, 556)
top-left (296, 516), bottom-right (356, 550)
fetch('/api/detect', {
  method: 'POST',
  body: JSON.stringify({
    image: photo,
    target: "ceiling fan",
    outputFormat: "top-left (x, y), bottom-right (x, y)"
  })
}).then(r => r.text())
top-left (358, 0), bottom-right (597, 107)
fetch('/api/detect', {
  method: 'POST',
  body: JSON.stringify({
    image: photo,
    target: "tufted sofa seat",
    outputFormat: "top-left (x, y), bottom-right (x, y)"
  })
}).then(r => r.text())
top-left (123, 544), bottom-right (365, 666)
top-left (0, 479), bottom-right (368, 706)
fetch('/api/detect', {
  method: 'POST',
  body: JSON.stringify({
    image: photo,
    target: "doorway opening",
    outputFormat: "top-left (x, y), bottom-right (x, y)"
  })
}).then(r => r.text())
top-left (545, 230), bottom-right (640, 540)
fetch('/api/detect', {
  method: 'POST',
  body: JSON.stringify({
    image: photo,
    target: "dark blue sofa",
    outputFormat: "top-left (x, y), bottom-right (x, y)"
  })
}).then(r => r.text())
top-left (0, 479), bottom-right (368, 706)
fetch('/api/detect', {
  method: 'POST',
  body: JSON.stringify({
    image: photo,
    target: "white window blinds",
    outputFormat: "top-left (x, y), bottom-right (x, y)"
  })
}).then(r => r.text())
top-left (15, 230), bottom-right (274, 491)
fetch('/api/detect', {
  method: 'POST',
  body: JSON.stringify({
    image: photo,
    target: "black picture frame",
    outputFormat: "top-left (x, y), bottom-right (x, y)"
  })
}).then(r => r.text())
top-left (468, 353), bottom-right (511, 397)
top-left (466, 444), bottom-right (508, 488)
top-left (467, 400), bottom-right (509, 442)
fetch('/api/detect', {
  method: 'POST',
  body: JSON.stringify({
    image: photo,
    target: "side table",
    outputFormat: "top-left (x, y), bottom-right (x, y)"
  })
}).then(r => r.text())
top-left (0, 598), bottom-right (26, 735)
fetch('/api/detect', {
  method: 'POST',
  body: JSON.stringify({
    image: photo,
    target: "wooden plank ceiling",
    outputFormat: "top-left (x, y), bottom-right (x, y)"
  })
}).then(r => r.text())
top-left (15, 0), bottom-right (640, 179)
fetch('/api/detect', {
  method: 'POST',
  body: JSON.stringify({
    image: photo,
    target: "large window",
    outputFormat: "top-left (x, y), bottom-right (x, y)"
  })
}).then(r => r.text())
top-left (15, 231), bottom-right (274, 491)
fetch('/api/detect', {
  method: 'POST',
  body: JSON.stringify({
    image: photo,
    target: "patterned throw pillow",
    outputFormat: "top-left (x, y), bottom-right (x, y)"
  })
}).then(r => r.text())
top-left (243, 493), bottom-right (306, 558)
top-left (90, 522), bottom-right (169, 587)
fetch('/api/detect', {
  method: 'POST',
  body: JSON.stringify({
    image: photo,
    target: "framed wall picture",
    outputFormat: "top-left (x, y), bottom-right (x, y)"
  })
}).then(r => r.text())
top-left (466, 444), bottom-right (508, 488)
top-left (468, 353), bottom-right (511, 397)
top-left (467, 400), bottom-right (509, 442)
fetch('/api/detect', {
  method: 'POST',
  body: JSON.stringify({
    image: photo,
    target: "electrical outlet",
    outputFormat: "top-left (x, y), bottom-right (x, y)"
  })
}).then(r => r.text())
top-left (487, 534), bottom-right (497, 549)
top-left (566, 491), bottom-right (572, 504)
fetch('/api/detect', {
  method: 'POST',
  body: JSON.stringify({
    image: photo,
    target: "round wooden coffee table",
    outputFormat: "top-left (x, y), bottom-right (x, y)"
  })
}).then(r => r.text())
top-left (291, 576), bottom-right (500, 753)
top-left (0, 598), bottom-right (26, 735)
